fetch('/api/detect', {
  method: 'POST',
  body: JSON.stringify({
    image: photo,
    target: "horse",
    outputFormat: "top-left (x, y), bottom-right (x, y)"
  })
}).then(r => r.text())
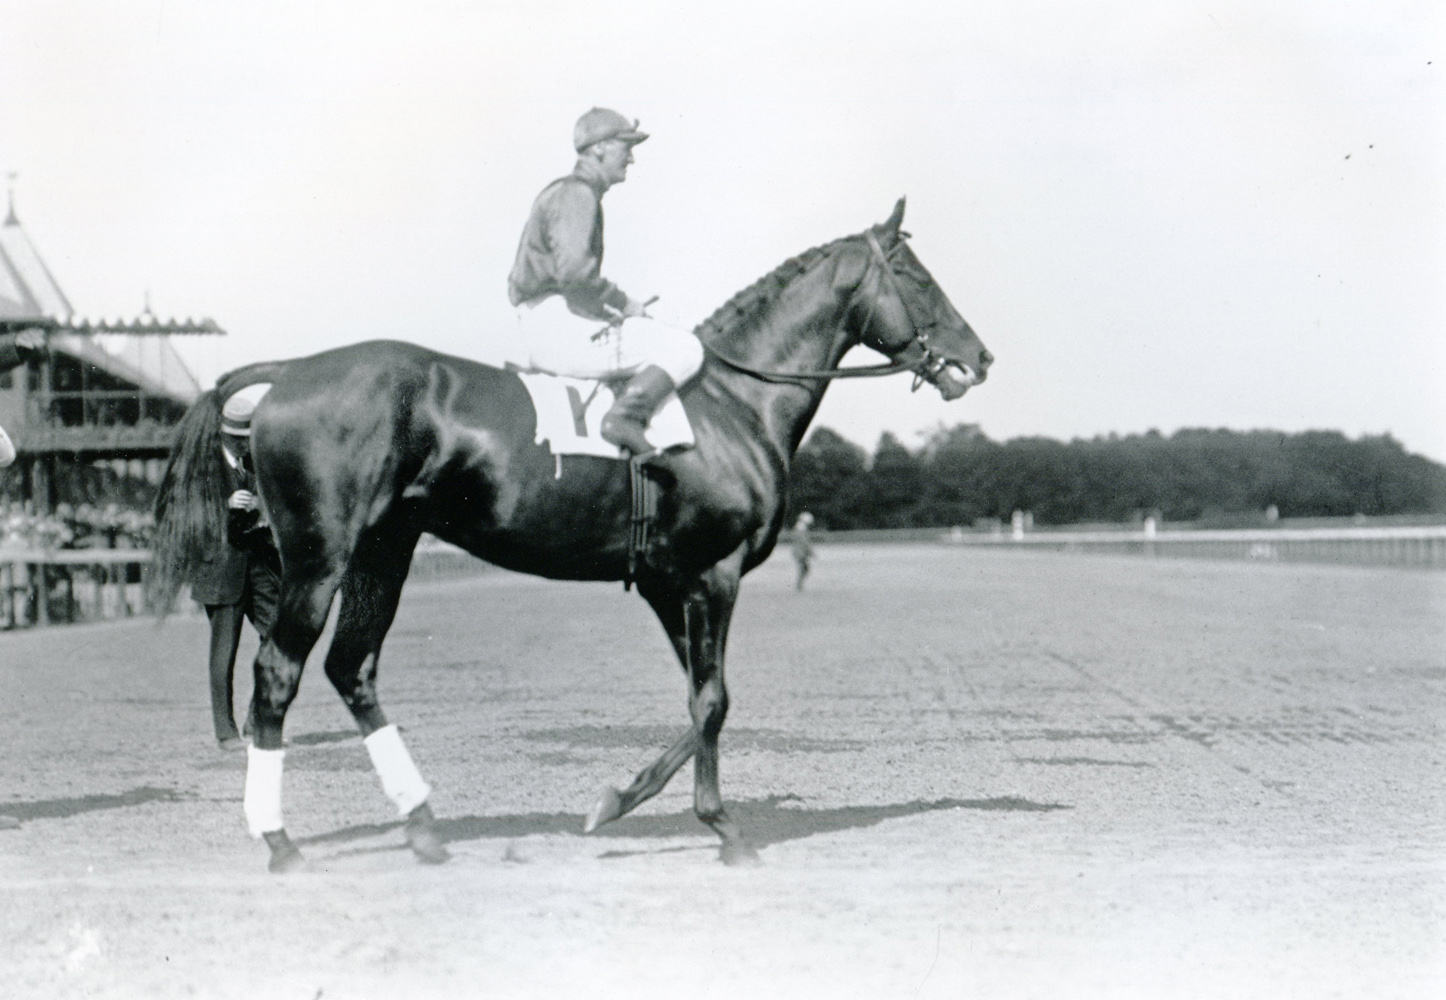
top-left (151, 198), bottom-right (993, 871)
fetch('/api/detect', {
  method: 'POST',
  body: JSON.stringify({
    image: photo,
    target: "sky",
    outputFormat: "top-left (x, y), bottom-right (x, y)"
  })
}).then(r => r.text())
top-left (2, 1), bottom-right (1442, 459)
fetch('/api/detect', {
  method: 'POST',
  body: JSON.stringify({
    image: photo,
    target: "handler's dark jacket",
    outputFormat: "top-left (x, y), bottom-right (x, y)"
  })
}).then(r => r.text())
top-left (187, 461), bottom-right (278, 606)
top-left (507, 157), bottom-right (630, 322)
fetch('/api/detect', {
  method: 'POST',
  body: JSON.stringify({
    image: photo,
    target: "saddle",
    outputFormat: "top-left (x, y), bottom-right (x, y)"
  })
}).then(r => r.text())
top-left (514, 369), bottom-right (692, 589)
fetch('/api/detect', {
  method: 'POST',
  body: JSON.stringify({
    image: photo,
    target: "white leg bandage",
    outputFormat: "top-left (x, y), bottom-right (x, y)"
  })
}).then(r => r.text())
top-left (244, 746), bottom-right (286, 838)
top-left (364, 724), bottom-right (431, 816)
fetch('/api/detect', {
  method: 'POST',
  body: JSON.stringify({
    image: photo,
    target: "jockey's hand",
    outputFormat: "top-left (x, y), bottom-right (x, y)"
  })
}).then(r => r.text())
top-left (228, 490), bottom-right (258, 511)
top-left (621, 295), bottom-right (657, 319)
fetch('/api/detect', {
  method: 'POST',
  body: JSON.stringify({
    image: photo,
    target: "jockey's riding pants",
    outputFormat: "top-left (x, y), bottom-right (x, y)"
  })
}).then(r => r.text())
top-left (0, 423), bottom-right (14, 468)
top-left (513, 296), bottom-right (704, 386)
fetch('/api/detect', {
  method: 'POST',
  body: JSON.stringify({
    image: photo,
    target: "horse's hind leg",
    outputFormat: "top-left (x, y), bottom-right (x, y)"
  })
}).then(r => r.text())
top-left (322, 527), bottom-right (447, 864)
top-left (246, 564), bottom-right (345, 872)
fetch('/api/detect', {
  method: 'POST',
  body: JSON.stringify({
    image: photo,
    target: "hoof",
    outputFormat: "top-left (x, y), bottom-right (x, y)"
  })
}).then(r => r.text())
top-left (719, 841), bottom-right (762, 867)
top-left (405, 803), bottom-right (450, 865)
top-left (217, 735), bottom-right (247, 753)
top-left (263, 829), bottom-right (306, 874)
top-left (584, 786), bottom-right (624, 834)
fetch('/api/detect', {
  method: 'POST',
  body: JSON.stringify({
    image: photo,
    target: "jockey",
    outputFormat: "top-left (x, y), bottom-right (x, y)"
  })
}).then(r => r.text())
top-left (0, 328), bottom-right (46, 468)
top-left (508, 107), bottom-right (704, 456)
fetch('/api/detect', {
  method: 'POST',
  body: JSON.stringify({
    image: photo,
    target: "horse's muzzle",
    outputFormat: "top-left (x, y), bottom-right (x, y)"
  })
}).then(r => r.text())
top-left (934, 362), bottom-right (979, 401)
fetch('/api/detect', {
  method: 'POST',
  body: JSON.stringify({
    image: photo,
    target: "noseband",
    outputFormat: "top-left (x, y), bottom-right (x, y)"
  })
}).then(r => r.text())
top-left (700, 233), bottom-right (952, 386)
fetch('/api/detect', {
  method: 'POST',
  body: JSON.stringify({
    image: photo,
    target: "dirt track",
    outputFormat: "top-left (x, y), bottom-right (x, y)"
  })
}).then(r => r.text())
top-left (1, 545), bottom-right (1443, 999)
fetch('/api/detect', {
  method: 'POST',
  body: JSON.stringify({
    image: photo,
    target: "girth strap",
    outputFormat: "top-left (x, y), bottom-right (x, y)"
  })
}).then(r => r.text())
top-left (625, 456), bottom-right (660, 590)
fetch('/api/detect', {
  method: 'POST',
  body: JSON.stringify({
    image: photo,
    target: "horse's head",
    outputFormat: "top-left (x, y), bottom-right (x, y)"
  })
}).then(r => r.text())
top-left (847, 198), bottom-right (993, 400)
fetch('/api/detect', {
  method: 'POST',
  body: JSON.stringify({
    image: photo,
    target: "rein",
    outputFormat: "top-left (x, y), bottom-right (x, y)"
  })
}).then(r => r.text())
top-left (698, 232), bottom-right (946, 386)
top-left (703, 349), bottom-right (921, 383)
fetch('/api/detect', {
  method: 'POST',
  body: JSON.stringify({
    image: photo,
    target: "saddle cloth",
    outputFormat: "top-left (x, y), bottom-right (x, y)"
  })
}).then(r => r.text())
top-left (515, 371), bottom-right (695, 460)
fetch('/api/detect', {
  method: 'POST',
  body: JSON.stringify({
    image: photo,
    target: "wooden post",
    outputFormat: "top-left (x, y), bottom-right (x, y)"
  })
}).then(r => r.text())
top-left (33, 562), bottom-right (47, 626)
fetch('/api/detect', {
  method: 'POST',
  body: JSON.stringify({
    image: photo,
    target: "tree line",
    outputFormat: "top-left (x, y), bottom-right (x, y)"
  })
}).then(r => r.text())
top-left (785, 426), bottom-right (1446, 529)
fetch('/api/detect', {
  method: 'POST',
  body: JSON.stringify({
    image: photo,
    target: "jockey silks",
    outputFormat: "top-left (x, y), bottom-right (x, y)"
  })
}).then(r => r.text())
top-left (508, 157), bottom-right (629, 322)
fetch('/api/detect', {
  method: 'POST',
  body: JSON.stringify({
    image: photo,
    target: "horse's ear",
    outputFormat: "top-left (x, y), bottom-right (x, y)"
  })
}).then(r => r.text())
top-left (876, 197), bottom-right (907, 245)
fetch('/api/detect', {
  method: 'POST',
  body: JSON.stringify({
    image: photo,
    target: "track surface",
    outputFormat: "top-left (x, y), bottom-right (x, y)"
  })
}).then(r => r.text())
top-left (1, 545), bottom-right (1442, 999)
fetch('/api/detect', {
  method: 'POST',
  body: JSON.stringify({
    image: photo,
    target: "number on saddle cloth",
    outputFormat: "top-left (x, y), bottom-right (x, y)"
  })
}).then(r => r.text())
top-left (564, 384), bottom-right (600, 437)
top-left (514, 370), bottom-right (695, 461)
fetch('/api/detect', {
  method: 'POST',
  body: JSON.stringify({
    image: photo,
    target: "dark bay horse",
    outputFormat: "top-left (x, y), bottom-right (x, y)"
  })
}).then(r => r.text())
top-left (153, 199), bottom-right (992, 871)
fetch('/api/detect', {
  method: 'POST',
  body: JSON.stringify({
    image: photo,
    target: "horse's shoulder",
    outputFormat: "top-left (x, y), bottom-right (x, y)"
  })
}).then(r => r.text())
top-left (677, 372), bottom-right (769, 444)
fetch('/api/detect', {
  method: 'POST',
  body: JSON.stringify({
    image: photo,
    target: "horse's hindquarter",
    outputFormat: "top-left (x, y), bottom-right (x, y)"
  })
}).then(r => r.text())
top-left (252, 343), bottom-right (526, 562)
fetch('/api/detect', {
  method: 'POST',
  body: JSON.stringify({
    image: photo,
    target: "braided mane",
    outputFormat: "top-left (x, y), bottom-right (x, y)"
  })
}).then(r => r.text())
top-left (692, 234), bottom-right (857, 344)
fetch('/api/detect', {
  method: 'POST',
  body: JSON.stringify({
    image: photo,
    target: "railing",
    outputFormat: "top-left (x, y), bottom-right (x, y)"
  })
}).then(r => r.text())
top-left (0, 539), bottom-right (492, 630)
top-left (934, 524), bottom-right (1446, 569)
top-left (3, 525), bottom-right (1441, 630)
top-left (0, 548), bottom-right (152, 629)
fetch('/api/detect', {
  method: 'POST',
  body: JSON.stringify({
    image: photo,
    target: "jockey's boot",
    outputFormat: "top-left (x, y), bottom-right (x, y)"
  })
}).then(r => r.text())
top-left (600, 365), bottom-right (675, 457)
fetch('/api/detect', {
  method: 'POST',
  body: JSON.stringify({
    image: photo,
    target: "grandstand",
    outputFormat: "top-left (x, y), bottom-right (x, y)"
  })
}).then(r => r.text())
top-left (0, 183), bottom-right (223, 512)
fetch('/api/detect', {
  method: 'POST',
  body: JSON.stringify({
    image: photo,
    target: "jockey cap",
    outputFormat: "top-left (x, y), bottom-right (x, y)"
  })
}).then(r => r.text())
top-left (574, 108), bottom-right (649, 151)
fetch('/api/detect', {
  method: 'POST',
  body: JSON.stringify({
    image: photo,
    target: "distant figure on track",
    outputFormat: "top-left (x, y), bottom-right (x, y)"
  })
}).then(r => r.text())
top-left (193, 389), bottom-right (281, 751)
top-left (791, 512), bottom-right (815, 591)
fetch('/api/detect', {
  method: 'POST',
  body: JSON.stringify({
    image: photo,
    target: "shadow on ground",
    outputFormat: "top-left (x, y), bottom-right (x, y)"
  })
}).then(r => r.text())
top-left (299, 794), bottom-right (1070, 852)
top-left (289, 729), bottom-right (361, 747)
top-left (0, 786), bottom-right (189, 822)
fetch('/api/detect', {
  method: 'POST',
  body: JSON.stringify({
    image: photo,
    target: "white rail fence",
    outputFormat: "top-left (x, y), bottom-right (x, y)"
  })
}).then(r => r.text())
top-left (939, 525), bottom-right (1446, 569)
top-left (2, 526), bottom-right (1442, 629)
top-left (0, 540), bottom-right (491, 631)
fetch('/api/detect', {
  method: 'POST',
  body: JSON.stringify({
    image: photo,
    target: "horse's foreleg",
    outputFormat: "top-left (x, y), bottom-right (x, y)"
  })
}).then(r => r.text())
top-left (681, 567), bottom-right (757, 866)
top-left (582, 576), bottom-right (706, 832)
top-left (583, 727), bottom-right (701, 833)
top-left (594, 558), bottom-right (756, 865)
top-left (245, 569), bottom-right (342, 873)
top-left (323, 534), bottom-right (447, 864)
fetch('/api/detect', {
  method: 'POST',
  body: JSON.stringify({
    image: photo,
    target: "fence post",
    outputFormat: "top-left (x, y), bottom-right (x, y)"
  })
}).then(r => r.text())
top-left (33, 562), bottom-right (48, 626)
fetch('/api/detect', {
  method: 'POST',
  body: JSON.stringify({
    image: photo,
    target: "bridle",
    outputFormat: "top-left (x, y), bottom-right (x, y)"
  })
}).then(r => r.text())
top-left (700, 231), bottom-right (954, 389)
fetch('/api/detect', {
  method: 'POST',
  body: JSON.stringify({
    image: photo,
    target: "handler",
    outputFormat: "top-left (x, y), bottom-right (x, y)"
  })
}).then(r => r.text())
top-left (193, 389), bottom-right (281, 751)
top-left (0, 328), bottom-right (46, 468)
top-left (507, 107), bottom-right (704, 456)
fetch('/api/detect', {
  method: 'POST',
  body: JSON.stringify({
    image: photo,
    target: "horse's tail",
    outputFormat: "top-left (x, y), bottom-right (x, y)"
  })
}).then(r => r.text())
top-left (216, 360), bottom-right (289, 400)
top-left (148, 387), bottom-right (231, 616)
top-left (149, 358), bottom-right (294, 614)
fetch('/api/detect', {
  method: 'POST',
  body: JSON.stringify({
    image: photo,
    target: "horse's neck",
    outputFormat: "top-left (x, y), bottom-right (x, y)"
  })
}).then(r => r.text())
top-left (699, 257), bottom-right (857, 460)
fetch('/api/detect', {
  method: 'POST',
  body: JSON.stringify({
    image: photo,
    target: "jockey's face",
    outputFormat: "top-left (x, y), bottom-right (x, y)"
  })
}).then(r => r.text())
top-left (592, 138), bottom-right (635, 186)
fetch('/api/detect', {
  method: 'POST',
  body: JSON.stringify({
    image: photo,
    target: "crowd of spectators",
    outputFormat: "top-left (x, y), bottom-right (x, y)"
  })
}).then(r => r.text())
top-left (0, 501), bottom-right (154, 552)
